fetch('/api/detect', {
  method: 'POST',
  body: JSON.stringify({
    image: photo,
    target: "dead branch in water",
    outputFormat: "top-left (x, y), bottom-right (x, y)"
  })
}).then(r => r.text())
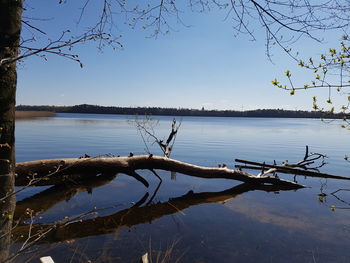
top-left (15, 155), bottom-right (305, 189)
top-left (235, 146), bottom-right (350, 181)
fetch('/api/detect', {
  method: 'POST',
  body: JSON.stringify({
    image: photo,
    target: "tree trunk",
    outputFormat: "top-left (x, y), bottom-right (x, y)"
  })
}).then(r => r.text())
top-left (15, 155), bottom-right (306, 189)
top-left (0, 0), bottom-right (23, 261)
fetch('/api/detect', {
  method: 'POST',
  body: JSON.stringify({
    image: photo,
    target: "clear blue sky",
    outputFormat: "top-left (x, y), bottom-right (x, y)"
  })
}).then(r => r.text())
top-left (16, 1), bottom-right (346, 111)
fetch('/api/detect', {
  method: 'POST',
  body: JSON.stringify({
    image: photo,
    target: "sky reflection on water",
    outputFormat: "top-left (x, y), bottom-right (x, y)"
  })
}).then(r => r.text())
top-left (13, 114), bottom-right (350, 262)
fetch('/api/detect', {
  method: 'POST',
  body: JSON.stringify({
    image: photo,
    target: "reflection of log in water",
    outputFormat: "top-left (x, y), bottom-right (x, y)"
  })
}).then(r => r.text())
top-left (15, 174), bottom-right (117, 220)
top-left (13, 182), bottom-right (298, 243)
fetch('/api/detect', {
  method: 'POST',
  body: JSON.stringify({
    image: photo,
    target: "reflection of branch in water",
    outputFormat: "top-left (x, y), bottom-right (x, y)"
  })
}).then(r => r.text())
top-left (331, 189), bottom-right (350, 207)
top-left (133, 192), bottom-right (150, 208)
top-left (146, 180), bottom-right (162, 206)
top-left (13, 183), bottom-right (301, 244)
top-left (317, 179), bottom-right (328, 203)
top-left (146, 169), bottom-right (163, 206)
top-left (15, 173), bottom-right (118, 220)
top-left (316, 185), bottom-right (350, 211)
top-left (10, 187), bottom-right (150, 262)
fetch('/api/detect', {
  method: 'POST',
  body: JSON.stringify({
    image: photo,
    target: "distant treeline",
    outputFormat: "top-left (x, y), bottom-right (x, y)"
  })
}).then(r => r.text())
top-left (16, 104), bottom-right (347, 119)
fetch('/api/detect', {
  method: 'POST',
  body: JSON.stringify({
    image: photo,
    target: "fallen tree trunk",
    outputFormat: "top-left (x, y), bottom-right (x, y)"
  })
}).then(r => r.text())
top-left (15, 155), bottom-right (305, 189)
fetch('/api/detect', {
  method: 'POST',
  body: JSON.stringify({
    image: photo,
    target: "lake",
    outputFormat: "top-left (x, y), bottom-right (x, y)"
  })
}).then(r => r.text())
top-left (12, 114), bottom-right (350, 262)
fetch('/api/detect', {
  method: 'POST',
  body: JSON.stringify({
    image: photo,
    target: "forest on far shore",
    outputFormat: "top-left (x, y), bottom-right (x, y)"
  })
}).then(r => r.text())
top-left (16, 104), bottom-right (348, 119)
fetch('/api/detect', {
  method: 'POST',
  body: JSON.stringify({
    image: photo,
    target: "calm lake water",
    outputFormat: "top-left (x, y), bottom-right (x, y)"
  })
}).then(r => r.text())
top-left (13, 114), bottom-right (350, 262)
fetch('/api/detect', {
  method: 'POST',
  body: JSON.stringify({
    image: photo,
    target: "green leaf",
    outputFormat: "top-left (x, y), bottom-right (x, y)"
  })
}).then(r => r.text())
top-left (271, 79), bottom-right (280, 86)
top-left (285, 70), bottom-right (291, 77)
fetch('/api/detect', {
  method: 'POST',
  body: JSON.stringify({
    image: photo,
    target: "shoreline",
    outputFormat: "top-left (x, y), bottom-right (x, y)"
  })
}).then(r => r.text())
top-left (16, 104), bottom-right (347, 119)
top-left (15, 111), bottom-right (56, 119)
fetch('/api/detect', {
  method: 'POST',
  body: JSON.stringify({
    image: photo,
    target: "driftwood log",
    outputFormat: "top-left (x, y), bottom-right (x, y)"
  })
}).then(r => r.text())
top-left (15, 155), bottom-right (305, 189)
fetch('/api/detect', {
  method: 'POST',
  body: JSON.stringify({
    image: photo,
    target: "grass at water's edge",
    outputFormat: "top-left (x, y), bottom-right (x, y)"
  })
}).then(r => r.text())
top-left (15, 111), bottom-right (56, 119)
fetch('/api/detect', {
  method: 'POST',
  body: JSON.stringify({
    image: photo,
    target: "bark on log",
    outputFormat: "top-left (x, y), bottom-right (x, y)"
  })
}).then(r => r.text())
top-left (15, 155), bottom-right (305, 189)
